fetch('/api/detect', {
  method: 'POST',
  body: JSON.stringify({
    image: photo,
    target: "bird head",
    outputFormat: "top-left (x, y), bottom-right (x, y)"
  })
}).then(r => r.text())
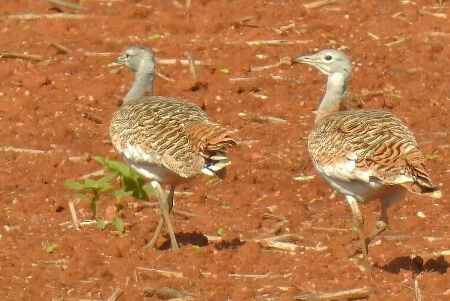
top-left (293, 49), bottom-right (352, 78)
top-left (116, 46), bottom-right (156, 74)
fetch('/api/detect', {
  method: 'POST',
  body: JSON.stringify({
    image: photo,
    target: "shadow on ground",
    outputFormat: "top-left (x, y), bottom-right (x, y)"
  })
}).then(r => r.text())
top-left (376, 255), bottom-right (449, 275)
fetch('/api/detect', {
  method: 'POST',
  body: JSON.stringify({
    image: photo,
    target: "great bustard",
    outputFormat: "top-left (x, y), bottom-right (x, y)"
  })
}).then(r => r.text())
top-left (294, 49), bottom-right (441, 273)
top-left (110, 46), bottom-right (236, 250)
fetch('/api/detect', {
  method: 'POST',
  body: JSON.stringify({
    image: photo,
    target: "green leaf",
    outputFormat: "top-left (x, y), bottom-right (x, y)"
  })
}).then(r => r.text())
top-left (95, 157), bottom-right (136, 178)
top-left (207, 177), bottom-right (220, 185)
top-left (216, 228), bottom-right (224, 236)
top-left (75, 194), bottom-right (90, 201)
top-left (113, 189), bottom-right (133, 200)
top-left (97, 173), bottom-right (116, 186)
top-left (64, 181), bottom-right (86, 190)
top-left (147, 34), bottom-right (161, 40)
top-left (96, 219), bottom-right (107, 230)
top-left (220, 204), bottom-right (230, 210)
top-left (121, 177), bottom-right (150, 201)
top-left (99, 182), bottom-right (113, 193)
top-left (45, 243), bottom-right (59, 253)
top-left (94, 156), bottom-right (154, 200)
top-left (349, 226), bottom-right (359, 233)
top-left (84, 178), bottom-right (99, 190)
top-left (219, 68), bottom-right (230, 74)
top-left (191, 245), bottom-right (201, 250)
top-left (113, 216), bottom-right (125, 233)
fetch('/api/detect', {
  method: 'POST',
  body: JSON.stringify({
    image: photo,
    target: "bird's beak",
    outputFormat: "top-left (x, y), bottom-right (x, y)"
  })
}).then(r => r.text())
top-left (108, 61), bottom-right (122, 67)
top-left (115, 53), bottom-right (127, 65)
top-left (293, 54), bottom-right (315, 65)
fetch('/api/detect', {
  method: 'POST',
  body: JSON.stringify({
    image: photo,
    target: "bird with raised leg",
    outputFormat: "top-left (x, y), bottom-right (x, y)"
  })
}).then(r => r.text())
top-left (110, 46), bottom-right (236, 250)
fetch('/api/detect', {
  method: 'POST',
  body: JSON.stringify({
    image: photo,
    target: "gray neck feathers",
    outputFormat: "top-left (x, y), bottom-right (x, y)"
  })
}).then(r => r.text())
top-left (315, 71), bottom-right (349, 122)
top-left (123, 59), bottom-right (155, 103)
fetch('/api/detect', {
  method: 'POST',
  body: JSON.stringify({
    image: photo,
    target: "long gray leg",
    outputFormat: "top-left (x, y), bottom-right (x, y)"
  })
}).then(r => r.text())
top-left (366, 200), bottom-right (389, 245)
top-left (144, 215), bottom-right (165, 249)
top-left (346, 195), bottom-right (372, 277)
top-left (144, 182), bottom-right (179, 250)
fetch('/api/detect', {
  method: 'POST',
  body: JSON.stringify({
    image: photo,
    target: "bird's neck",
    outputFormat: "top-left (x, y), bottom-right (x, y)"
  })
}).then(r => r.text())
top-left (315, 72), bottom-right (348, 122)
top-left (123, 66), bottom-right (155, 104)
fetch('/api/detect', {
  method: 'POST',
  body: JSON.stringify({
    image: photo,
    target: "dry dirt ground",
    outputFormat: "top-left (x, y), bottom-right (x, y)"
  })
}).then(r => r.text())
top-left (1, 0), bottom-right (450, 300)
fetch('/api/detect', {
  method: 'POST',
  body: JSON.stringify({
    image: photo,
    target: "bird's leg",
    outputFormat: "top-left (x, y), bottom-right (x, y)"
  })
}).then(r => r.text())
top-left (146, 186), bottom-right (175, 248)
top-left (346, 196), bottom-right (372, 277)
top-left (144, 182), bottom-right (179, 250)
top-left (366, 201), bottom-right (389, 246)
top-left (145, 215), bottom-right (165, 249)
top-left (144, 181), bottom-right (166, 249)
top-left (161, 185), bottom-right (179, 250)
top-left (167, 185), bottom-right (175, 212)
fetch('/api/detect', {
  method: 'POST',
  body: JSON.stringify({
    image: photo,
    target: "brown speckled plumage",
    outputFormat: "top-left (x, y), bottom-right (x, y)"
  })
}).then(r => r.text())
top-left (110, 96), bottom-right (235, 182)
top-left (309, 110), bottom-right (436, 195)
top-left (110, 46), bottom-right (236, 250)
top-left (295, 49), bottom-right (441, 275)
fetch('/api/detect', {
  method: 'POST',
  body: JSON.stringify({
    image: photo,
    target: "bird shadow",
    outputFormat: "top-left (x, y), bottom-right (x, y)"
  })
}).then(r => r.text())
top-left (375, 255), bottom-right (449, 275)
top-left (214, 237), bottom-right (245, 250)
top-left (156, 233), bottom-right (245, 250)
top-left (156, 231), bottom-right (209, 250)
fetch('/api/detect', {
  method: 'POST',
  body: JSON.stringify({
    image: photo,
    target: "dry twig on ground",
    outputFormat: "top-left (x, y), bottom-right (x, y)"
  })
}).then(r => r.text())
top-left (105, 289), bottom-right (124, 301)
top-left (144, 286), bottom-right (194, 300)
top-left (82, 112), bottom-right (103, 124)
top-left (295, 287), bottom-right (372, 300)
top-left (419, 9), bottom-right (447, 19)
top-left (0, 146), bottom-right (46, 154)
top-left (303, 0), bottom-right (340, 10)
top-left (49, 42), bottom-right (73, 54)
top-left (238, 112), bottom-right (288, 124)
top-left (47, 0), bottom-right (84, 11)
top-left (68, 200), bottom-right (81, 231)
top-left (0, 52), bottom-right (43, 61)
top-left (0, 13), bottom-right (96, 21)
top-left (137, 267), bottom-right (183, 278)
top-left (186, 52), bottom-right (197, 79)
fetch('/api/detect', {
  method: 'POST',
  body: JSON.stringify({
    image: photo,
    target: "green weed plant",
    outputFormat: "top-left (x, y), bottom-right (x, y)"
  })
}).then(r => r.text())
top-left (64, 156), bottom-right (154, 233)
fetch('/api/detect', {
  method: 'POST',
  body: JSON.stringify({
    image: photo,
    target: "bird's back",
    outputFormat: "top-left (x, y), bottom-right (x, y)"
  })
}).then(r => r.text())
top-left (308, 110), bottom-right (440, 200)
top-left (110, 96), bottom-right (235, 182)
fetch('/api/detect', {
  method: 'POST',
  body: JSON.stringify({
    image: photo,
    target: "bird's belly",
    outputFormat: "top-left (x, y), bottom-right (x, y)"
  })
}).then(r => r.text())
top-left (317, 169), bottom-right (407, 206)
top-left (129, 160), bottom-right (189, 185)
top-left (312, 160), bottom-right (371, 201)
top-left (119, 145), bottom-right (192, 185)
top-left (319, 172), bottom-right (373, 202)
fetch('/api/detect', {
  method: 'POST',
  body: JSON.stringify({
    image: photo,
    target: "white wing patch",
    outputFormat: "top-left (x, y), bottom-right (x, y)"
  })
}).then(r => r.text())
top-left (316, 151), bottom-right (372, 183)
top-left (121, 143), bottom-right (161, 164)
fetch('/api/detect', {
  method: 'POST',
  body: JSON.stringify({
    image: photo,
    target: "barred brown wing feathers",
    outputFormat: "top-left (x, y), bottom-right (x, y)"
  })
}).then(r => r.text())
top-left (184, 121), bottom-right (236, 153)
top-left (403, 145), bottom-right (435, 189)
top-left (309, 110), bottom-right (431, 186)
top-left (110, 96), bottom-right (210, 177)
top-left (110, 96), bottom-right (236, 179)
top-left (296, 48), bottom-right (441, 273)
top-left (110, 46), bottom-right (237, 250)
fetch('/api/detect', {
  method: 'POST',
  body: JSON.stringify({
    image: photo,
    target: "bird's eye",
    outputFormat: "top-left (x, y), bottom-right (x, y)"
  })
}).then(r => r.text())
top-left (324, 55), bottom-right (332, 61)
